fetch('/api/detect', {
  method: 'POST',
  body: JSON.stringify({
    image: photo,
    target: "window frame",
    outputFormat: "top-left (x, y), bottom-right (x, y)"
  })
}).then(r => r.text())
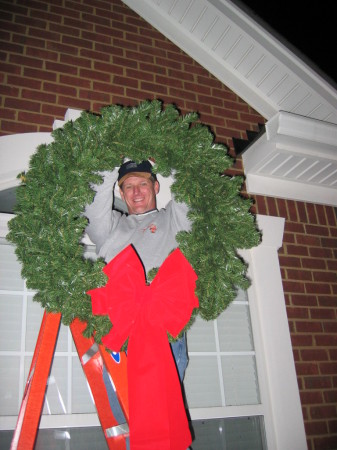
top-left (0, 123), bottom-right (307, 448)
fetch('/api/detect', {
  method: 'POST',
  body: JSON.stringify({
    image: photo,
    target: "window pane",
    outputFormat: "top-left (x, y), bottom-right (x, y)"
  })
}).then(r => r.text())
top-left (184, 356), bottom-right (222, 407)
top-left (191, 416), bottom-right (266, 450)
top-left (25, 296), bottom-right (44, 351)
top-left (0, 356), bottom-right (21, 415)
top-left (72, 356), bottom-right (96, 413)
top-left (217, 303), bottom-right (254, 352)
top-left (222, 355), bottom-right (260, 405)
top-left (0, 294), bottom-right (22, 351)
top-left (187, 315), bottom-right (216, 352)
top-left (43, 357), bottom-right (69, 415)
top-left (0, 241), bottom-right (24, 290)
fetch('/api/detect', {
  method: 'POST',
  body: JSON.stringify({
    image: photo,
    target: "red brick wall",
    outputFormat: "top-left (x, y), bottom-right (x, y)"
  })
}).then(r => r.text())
top-left (1, 1), bottom-right (336, 449)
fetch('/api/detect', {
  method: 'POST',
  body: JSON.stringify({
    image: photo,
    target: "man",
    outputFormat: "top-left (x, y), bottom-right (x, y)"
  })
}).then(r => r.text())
top-left (85, 159), bottom-right (192, 380)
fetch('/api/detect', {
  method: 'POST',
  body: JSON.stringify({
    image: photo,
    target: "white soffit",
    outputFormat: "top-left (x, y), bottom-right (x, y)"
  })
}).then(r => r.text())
top-left (122, 0), bottom-right (337, 124)
top-left (242, 111), bottom-right (337, 206)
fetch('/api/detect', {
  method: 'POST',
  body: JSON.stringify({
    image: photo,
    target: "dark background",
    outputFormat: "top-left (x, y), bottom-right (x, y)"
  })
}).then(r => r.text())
top-left (236, 1), bottom-right (337, 85)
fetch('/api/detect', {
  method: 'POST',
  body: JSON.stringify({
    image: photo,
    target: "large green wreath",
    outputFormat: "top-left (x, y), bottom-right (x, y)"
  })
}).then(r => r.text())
top-left (7, 100), bottom-right (260, 343)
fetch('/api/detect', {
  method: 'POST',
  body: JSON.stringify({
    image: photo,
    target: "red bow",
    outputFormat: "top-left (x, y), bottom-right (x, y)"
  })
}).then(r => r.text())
top-left (87, 245), bottom-right (199, 450)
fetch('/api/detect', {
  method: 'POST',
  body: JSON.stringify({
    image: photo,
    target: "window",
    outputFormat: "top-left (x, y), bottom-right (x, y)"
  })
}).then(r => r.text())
top-left (0, 211), bottom-right (306, 449)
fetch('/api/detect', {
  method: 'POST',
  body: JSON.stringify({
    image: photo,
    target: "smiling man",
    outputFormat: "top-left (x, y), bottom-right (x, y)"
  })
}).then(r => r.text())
top-left (85, 159), bottom-right (192, 380)
top-left (118, 160), bottom-right (159, 215)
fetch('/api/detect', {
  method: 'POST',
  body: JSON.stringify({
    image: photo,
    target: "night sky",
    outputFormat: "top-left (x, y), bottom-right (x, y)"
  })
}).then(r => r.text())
top-left (237, 1), bottom-right (337, 85)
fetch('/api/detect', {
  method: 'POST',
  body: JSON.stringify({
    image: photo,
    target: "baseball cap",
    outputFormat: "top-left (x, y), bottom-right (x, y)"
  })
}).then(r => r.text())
top-left (118, 160), bottom-right (156, 186)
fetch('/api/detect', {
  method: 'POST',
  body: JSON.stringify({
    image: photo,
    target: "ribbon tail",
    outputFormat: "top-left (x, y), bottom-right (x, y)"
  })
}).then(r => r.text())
top-left (127, 323), bottom-right (191, 450)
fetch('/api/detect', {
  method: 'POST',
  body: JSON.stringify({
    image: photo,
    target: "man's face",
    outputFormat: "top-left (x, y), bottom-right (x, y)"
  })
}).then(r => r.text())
top-left (120, 176), bottom-right (159, 215)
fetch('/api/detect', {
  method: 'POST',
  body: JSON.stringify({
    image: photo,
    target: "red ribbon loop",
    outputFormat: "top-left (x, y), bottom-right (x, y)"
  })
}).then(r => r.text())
top-left (87, 245), bottom-right (199, 450)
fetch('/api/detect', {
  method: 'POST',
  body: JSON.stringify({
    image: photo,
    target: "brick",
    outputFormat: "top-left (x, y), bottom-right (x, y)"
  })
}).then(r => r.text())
top-left (291, 333), bottom-right (314, 347)
top-left (313, 271), bottom-right (337, 282)
top-left (9, 54), bottom-right (44, 69)
top-left (15, 15), bottom-right (47, 30)
top-left (29, 10), bottom-right (62, 25)
top-left (287, 200), bottom-right (299, 221)
top-left (60, 75), bottom-right (91, 89)
top-left (46, 41), bottom-right (78, 55)
top-left (321, 237), bottom-right (337, 248)
top-left (291, 294), bottom-right (317, 307)
top-left (63, 16), bottom-right (92, 32)
top-left (305, 420), bottom-right (328, 436)
top-left (285, 221), bottom-right (305, 234)
top-left (1, 62), bottom-right (22, 75)
top-left (302, 258), bottom-right (327, 270)
top-left (306, 283), bottom-right (331, 295)
top-left (18, 111), bottom-right (53, 126)
top-left (82, 13), bottom-right (110, 27)
top-left (328, 420), bottom-right (337, 433)
top-left (169, 87), bottom-right (196, 101)
top-left (62, 35), bottom-right (93, 49)
top-left (26, 47), bottom-right (59, 62)
top-left (51, 7), bottom-right (82, 21)
top-left (41, 104), bottom-right (67, 118)
top-left (5, 97), bottom-right (41, 112)
top-left (286, 269), bottom-right (312, 281)
top-left (29, 28), bottom-right (61, 42)
top-left (45, 61), bottom-right (78, 75)
top-left (300, 349), bottom-right (329, 361)
top-left (304, 376), bottom-right (332, 389)
top-left (311, 309), bottom-right (336, 320)
top-left (300, 390), bottom-right (324, 404)
top-left (318, 296), bottom-right (337, 307)
top-left (22, 88), bottom-right (56, 103)
top-left (324, 390), bottom-right (337, 403)
top-left (287, 306), bottom-right (309, 319)
top-left (313, 436), bottom-right (337, 450)
top-left (325, 207), bottom-right (337, 226)
top-left (296, 362), bottom-right (320, 375)
top-left (316, 204), bottom-right (327, 225)
top-left (310, 405), bottom-right (336, 419)
top-left (323, 322), bottom-right (337, 333)
top-left (279, 255), bottom-right (302, 268)
top-left (94, 61), bottom-right (123, 75)
top-left (50, 23), bottom-right (81, 37)
top-left (24, 67), bottom-right (57, 82)
top-left (67, 1), bottom-right (93, 14)
top-left (7, 74), bottom-right (42, 89)
top-left (276, 198), bottom-right (288, 219)
top-left (306, 203), bottom-right (318, 224)
top-left (80, 68), bottom-right (111, 83)
top-left (1, 120), bottom-right (38, 133)
top-left (82, 30), bottom-right (113, 45)
top-left (12, 34), bottom-right (45, 49)
top-left (305, 224), bottom-right (330, 236)
top-left (79, 89), bottom-right (111, 103)
top-left (319, 362), bottom-right (337, 375)
top-left (58, 95), bottom-right (91, 110)
top-left (296, 234), bottom-right (321, 246)
top-left (113, 76), bottom-right (139, 89)
top-left (297, 202), bottom-right (308, 223)
top-left (285, 244), bottom-right (309, 256)
top-left (95, 42), bottom-right (123, 57)
top-left (0, 108), bottom-right (16, 120)
top-left (283, 233), bottom-right (295, 244)
top-left (43, 82), bottom-right (77, 96)
top-left (296, 321), bottom-right (323, 333)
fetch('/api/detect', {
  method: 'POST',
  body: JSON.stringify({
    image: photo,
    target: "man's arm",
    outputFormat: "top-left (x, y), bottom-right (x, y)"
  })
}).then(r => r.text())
top-left (84, 169), bottom-right (120, 252)
top-left (169, 192), bottom-right (192, 234)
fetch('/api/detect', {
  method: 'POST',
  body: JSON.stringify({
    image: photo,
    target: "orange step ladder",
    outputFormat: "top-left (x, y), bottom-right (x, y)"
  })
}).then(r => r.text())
top-left (10, 311), bottom-right (129, 450)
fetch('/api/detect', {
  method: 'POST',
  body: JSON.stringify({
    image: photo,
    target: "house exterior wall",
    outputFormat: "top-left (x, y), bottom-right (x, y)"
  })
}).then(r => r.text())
top-left (0, 1), bottom-right (336, 449)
